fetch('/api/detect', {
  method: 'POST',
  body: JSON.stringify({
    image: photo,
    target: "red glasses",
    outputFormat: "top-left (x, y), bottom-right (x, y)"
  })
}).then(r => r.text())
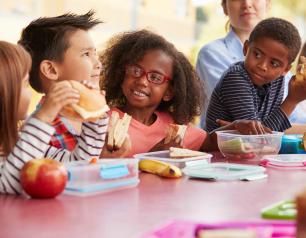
top-left (125, 65), bottom-right (171, 85)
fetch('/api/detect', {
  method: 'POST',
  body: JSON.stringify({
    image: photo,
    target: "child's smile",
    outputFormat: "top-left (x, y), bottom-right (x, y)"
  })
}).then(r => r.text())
top-left (131, 88), bottom-right (149, 98)
top-left (121, 49), bottom-right (173, 112)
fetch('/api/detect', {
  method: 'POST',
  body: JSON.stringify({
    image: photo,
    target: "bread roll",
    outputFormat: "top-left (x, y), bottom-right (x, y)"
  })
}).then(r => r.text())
top-left (60, 81), bottom-right (109, 122)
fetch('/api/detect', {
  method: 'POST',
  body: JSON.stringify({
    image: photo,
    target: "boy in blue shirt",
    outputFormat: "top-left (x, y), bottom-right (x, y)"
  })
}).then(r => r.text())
top-left (206, 17), bottom-right (305, 132)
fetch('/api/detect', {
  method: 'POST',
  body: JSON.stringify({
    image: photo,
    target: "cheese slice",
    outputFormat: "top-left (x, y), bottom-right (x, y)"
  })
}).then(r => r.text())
top-left (71, 104), bottom-right (109, 120)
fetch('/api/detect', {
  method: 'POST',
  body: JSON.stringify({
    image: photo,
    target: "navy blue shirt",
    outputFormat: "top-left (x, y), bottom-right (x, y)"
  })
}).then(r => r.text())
top-left (206, 61), bottom-right (291, 132)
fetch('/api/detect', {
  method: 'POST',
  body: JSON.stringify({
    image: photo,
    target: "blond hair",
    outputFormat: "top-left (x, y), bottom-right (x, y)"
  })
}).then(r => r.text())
top-left (0, 41), bottom-right (32, 155)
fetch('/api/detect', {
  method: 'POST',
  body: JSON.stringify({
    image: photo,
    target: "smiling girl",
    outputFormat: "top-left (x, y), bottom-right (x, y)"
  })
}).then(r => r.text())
top-left (100, 30), bottom-right (264, 157)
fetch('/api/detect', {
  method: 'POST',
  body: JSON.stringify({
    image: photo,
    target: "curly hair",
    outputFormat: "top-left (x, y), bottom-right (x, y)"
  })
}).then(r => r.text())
top-left (18, 10), bottom-right (102, 93)
top-left (249, 17), bottom-right (301, 63)
top-left (100, 30), bottom-right (204, 124)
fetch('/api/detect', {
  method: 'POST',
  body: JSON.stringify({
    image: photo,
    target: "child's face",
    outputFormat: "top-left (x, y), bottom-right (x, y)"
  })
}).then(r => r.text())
top-left (243, 37), bottom-right (291, 86)
top-left (55, 29), bottom-right (101, 87)
top-left (121, 49), bottom-right (173, 111)
top-left (18, 73), bottom-right (32, 120)
top-left (223, 0), bottom-right (269, 33)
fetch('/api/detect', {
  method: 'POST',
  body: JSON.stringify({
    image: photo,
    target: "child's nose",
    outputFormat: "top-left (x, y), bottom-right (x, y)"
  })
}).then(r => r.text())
top-left (93, 56), bottom-right (102, 70)
top-left (241, 0), bottom-right (252, 9)
top-left (135, 74), bottom-right (149, 86)
top-left (257, 60), bottom-right (268, 72)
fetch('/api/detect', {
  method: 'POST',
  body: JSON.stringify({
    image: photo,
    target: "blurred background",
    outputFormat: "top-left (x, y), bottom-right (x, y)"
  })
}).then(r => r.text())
top-left (0, 0), bottom-right (305, 112)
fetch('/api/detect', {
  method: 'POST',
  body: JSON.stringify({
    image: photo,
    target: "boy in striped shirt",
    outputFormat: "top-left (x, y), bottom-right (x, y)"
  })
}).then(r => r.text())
top-left (18, 11), bottom-right (110, 152)
top-left (206, 18), bottom-right (304, 132)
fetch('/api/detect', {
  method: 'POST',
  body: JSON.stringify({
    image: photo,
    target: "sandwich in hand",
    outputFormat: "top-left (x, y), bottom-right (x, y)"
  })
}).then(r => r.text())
top-left (169, 147), bottom-right (209, 158)
top-left (164, 124), bottom-right (187, 144)
top-left (296, 56), bottom-right (306, 81)
top-left (107, 111), bottom-right (132, 150)
top-left (60, 80), bottom-right (109, 122)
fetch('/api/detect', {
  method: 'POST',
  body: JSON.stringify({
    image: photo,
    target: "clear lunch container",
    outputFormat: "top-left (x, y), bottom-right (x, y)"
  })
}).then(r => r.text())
top-left (64, 159), bottom-right (139, 196)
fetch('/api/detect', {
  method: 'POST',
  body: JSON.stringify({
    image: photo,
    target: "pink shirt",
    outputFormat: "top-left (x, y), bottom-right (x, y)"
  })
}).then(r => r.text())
top-left (109, 108), bottom-right (207, 157)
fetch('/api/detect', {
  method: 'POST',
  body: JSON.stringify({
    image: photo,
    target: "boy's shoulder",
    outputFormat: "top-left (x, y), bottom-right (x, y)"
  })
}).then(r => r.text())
top-left (220, 61), bottom-right (248, 83)
top-left (226, 61), bottom-right (245, 73)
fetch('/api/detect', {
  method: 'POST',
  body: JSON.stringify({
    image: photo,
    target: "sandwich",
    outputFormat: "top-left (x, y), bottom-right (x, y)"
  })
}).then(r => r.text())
top-left (60, 80), bottom-right (109, 121)
top-left (107, 111), bottom-right (132, 150)
top-left (296, 56), bottom-right (306, 81)
top-left (169, 147), bottom-right (210, 158)
top-left (164, 124), bottom-right (187, 144)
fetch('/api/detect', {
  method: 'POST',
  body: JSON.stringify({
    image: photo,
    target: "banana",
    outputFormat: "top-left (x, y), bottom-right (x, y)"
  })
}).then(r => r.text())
top-left (139, 159), bottom-right (182, 178)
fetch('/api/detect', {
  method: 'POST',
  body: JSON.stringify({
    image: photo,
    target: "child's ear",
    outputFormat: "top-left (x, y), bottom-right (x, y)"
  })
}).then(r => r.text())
top-left (243, 40), bottom-right (249, 56)
top-left (40, 60), bottom-right (59, 81)
top-left (163, 86), bottom-right (174, 102)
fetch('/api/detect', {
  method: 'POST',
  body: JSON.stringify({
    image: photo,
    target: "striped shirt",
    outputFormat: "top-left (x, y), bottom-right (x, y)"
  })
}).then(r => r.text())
top-left (36, 97), bottom-right (78, 151)
top-left (206, 61), bottom-right (291, 132)
top-left (0, 116), bottom-right (108, 195)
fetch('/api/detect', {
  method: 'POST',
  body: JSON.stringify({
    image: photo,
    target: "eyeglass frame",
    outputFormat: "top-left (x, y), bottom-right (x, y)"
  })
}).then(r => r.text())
top-left (125, 64), bottom-right (172, 85)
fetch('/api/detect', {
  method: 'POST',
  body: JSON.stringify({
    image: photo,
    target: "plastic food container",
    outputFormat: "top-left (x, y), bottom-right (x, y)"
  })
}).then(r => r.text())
top-left (216, 130), bottom-right (283, 160)
top-left (140, 220), bottom-right (295, 238)
top-left (279, 134), bottom-right (306, 154)
top-left (261, 200), bottom-right (296, 220)
top-left (64, 159), bottom-right (139, 196)
top-left (134, 150), bottom-right (212, 168)
top-left (182, 162), bottom-right (267, 181)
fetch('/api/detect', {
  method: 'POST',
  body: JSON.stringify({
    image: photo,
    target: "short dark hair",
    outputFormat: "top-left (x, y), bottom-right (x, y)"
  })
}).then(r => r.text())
top-left (18, 10), bottom-right (102, 93)
top-left (249, 17), bottom-right (301, 63)
top-left (100, 30), bottom-right (204, 124)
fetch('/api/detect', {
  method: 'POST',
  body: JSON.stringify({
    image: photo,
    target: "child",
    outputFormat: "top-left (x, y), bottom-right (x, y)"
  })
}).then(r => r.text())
top-left (18, 11), bottom-right (110, 151)
top-left (100, 30), bottom-right (267, 157)
top-left (0, 41), bottom-right (107, 195)
top-left (206, 17), bottom-right (305, 132)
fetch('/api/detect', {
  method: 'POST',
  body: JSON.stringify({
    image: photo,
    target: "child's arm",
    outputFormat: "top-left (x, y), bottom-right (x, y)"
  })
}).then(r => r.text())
top-left (100, 134), bottom-right (131, 158)
top-left (0, 117), bottom-right (55, 195)
top-left (38, 81), bottom-right (109, 161)
top-left (45, 116), bottom-right (108, 161)
top-left (201, 119), bottom-right (272, 152)
top-left (207, 71), bottom-right (290, 132)
top-left (281, 75), bottom-right (306, 117)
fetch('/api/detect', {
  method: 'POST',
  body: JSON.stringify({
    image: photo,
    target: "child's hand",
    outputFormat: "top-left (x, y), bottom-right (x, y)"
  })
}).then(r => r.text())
top-left (217, 119), bottom-right (271, 134)
top-left (287, 75), bottom-right (306, 103)
top-left (100, 135), bottom-right (131, 158)
top-left (233, 120), bottom-right (272, 135)
top-left (149, 136), bottom-right (183, 152)
top-left (34, 81), bottom-right (80, 124)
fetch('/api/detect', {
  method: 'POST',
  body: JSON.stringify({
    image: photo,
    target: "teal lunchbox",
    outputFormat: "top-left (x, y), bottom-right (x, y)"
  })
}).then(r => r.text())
top-left (279, 134), bottom-right (306, 154)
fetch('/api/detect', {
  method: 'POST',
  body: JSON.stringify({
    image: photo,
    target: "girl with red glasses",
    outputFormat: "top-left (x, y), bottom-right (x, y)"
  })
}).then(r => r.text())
top-left (100, 30), bottom-right (269, 157)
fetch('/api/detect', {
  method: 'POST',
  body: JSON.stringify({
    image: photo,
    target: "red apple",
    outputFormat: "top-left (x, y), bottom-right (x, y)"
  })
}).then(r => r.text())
top-left (20, 158), bottom-right (68, 198)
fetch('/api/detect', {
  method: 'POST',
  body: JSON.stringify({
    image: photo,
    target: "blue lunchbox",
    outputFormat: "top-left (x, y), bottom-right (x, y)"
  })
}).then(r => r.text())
top-left (279, 134), bottom-right (306, 154)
